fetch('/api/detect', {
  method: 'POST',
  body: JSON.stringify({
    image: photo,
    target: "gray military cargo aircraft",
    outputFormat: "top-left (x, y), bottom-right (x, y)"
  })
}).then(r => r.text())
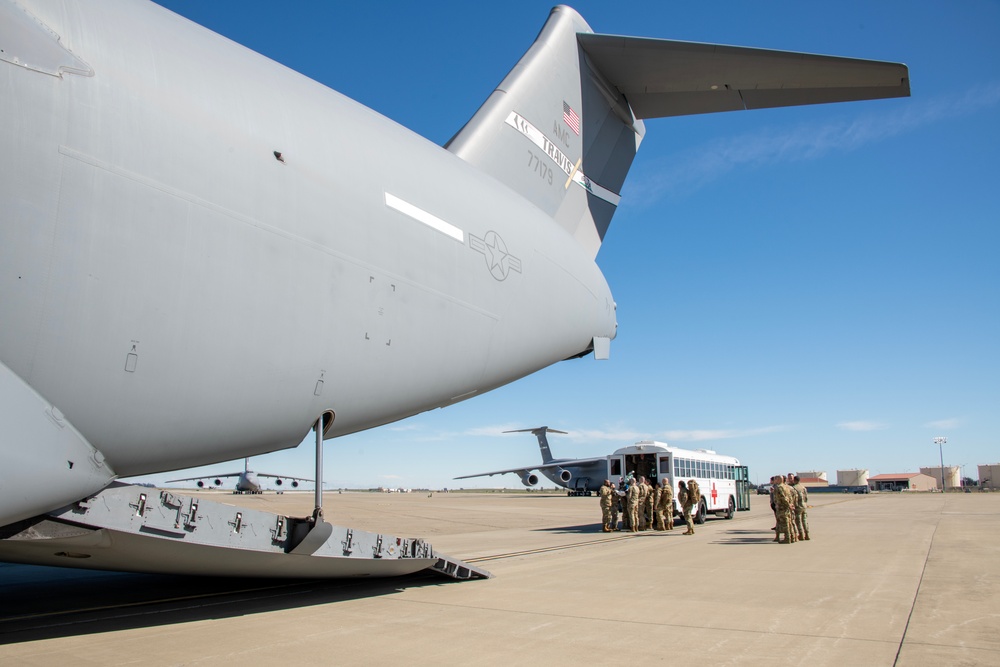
top-left (167, 458), bottom-right (313, 494)
top-left (0, 1), bottom-right (908, 578)
top-left (456, 427), bottom-right (608, 496)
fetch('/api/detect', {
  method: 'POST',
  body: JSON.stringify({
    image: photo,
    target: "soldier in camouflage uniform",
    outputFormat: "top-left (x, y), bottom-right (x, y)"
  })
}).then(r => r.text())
top-left (609, 482), bottom-right (621, 531)
top-left (642, 478), bottom-right (655, 531)
top-left (793, 475), bottom-right (810, 540)
top-left (679, 480), bottom-right (695, 534)
top-left (626, 475), bottom-right (641, 532)
top-left (660, 480), bottom-right (675, 530)
top-left (773, 474), bottom-right (795, 544)
top-left (650, 482), bottom-right (663, 530)
top-left (636, 477), bottom-right (649, 530)
top-left (599, 479), bottom-right (614, 532)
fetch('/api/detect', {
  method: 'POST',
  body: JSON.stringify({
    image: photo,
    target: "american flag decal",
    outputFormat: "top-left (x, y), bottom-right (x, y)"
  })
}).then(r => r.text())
top-left (562, 101), bottom-right (580, 135)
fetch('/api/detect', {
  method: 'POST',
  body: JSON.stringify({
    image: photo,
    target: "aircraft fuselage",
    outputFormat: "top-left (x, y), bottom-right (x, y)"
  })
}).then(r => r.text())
top-left (1, 0), bottom-right (616, 480)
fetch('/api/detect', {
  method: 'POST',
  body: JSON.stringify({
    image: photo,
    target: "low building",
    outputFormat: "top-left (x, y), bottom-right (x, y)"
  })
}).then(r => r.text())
top-left (838, 469), bottom-right (870, 487)
top-left (979, 464), bottom-right (1000, 490)
top-left (919, 466), bottom-right (960, 490)
top-left (868, 473), bottom-right (937, 492)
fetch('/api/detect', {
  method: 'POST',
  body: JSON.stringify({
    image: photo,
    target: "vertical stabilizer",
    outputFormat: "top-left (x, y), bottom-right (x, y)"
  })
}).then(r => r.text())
top-left (503, 426), bottom-right (569, 464)
top-left (447, 6), bottom-right (644, 259)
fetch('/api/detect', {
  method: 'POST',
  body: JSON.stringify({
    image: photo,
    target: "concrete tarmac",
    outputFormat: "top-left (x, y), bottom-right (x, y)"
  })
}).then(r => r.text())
top-left (1, 490), bottom-right (998, 665)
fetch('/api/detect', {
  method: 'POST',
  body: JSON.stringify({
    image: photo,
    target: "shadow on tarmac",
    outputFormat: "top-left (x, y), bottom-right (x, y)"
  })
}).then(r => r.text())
top-left (710, 528), bottom-right (778, 545)
top-left (537, 523), bottom-right (604, 534)
top-left (0, 563), bottom-right (452, 644)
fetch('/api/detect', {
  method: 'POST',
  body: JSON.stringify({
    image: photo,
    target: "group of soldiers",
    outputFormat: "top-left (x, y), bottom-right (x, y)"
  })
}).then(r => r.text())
top-left (770, 474), bottom-right (810, 544)
top-left (598, 476), bottom-right (701, 536)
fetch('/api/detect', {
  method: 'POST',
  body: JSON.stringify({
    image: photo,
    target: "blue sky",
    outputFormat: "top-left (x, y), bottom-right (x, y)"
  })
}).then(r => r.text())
top-left (140, 1), bottom-right (999, 490)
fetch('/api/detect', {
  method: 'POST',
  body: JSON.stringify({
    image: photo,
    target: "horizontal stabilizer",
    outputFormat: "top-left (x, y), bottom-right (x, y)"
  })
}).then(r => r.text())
top-left (448, 7), bottom-right (909, 259)
top-left (578, 34), bottom-right (910, 118)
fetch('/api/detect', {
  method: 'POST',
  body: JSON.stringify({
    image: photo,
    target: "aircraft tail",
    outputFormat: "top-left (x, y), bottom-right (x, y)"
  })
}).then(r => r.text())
top-left (504, 427), bottom-right (568, 464)
top-left (447, 6), bottom-right (909, 259)
top-left (446, 6), bottom-right (640, 259)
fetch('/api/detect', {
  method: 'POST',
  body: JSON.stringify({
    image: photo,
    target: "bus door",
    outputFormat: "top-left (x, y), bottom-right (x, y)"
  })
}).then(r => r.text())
top-left (730, 465), bottom-right (751, 511)
top-left (657, 454), bottom-right (672, 490)
top-left (609, 456), bottom-right (623, 481)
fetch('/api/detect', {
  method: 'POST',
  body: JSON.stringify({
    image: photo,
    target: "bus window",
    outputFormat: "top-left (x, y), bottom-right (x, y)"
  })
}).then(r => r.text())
top-left (659, 457), bottom-right (670, 475)
top-left (611, 459), bottom-right (621, 476)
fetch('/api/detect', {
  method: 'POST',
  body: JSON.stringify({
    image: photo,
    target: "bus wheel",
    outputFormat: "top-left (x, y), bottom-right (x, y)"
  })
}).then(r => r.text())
top-left (725, 496), bottom-right (735, 519)
top-left (696, 499), bottom-right (707, 524)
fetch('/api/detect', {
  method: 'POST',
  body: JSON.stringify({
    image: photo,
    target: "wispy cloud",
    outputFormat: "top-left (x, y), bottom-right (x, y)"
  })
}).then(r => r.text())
top-left (624, 83), bottom-right (1000, 207)
top-left (563, 425), bottom-right (791, 443)
top-left (568, 428), bottom-right (650, 442)
top-left (659, 425), bottom-right (792, 441)
top-left (461, 424), bottom-right (538, 437)
top-left (837, 420), bottom-right (888, 432)
top-left (434, 423), bottom-right (791, 445)
top-left (924, 418), bottom-right (962, 430)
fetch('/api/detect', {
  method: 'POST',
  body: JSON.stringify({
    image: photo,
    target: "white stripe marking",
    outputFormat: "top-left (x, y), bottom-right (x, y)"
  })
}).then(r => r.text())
top-left (504, 111), bottom-right (621, 207)
top-left (384, 193), bottom-right (464, 243)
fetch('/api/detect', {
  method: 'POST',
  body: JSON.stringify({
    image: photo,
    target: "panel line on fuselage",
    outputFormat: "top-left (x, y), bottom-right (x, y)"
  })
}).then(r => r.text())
top-left (56, 144), bottom-right (497, 321)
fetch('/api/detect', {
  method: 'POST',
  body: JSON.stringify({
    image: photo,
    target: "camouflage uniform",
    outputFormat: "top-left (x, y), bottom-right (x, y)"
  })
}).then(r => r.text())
top-left (793, 480), bottom-right (810, 540)
top-left (642, 481), bottom-right (655, 530)
top-left (680, 482), bottom-right (695, 534)
top-left (599, 481), bottom-right (614, 532)
top-left (609, 485), bottom-right (621, 531)
top-left (651, 484), bottom-right (663, 530)
top-left (637, 480), bottom-right (649, 531)
top-left (626, 480), bottom-right (641, 532)
top-left (660, 482), bottom-right (675, 530)
top-left (786, 480), bottom-right (800, 541)
top-left (773, 479), bottom-right (795, 544)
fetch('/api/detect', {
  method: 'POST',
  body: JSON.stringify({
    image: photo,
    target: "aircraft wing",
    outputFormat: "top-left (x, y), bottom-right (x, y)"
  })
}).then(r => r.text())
top-left (165, 472), bottom-right (242, 483)
top-left (455, 458), bottom-right (608, 480)
top-left (578, 33), bottom-right (910, 119)
top-left (255, 473), bottom-right (315, 483)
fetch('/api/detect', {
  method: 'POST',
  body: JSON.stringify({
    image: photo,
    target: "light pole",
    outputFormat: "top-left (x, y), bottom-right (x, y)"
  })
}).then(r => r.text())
top-left (934, 437), bottom-right (947, 492)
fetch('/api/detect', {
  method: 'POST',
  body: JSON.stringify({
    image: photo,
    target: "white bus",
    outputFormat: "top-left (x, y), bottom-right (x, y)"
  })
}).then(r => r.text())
top-left (606, 441), bottom-right (750, 522)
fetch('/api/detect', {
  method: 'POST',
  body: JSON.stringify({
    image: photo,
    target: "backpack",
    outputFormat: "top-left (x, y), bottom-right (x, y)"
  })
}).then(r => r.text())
top-left (688, 480), bottom-right (701, 504)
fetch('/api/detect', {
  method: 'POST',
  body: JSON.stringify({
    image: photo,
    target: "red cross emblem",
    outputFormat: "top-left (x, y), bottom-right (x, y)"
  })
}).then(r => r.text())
top-left (711, 483), bottom-right (718, 503)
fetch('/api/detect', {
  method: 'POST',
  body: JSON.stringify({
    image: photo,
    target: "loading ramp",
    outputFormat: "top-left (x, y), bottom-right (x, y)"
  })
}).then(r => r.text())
top-left (0, 483), bottom-right (491, 581)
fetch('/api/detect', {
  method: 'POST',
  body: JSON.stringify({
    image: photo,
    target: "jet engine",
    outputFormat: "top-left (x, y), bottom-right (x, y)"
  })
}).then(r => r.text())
top-left (520, 473), bottom-right (539, 487)
top-left (275, 478), bottom-right (283, 486)
top-left (196, 480), bottom-right (205, 488)
top-left (291, 480), bottom-right (299, 488)
top-left (213, 479), bottom-right (222, 486)
top-left (554, 468), bottom-right (572, 484)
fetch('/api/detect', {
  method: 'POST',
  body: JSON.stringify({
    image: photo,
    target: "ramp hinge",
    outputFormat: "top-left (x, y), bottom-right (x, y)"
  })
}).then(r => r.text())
top-left (131, 493), bottom-right (147, 517)
top-left (342, 528), bottom-right (353, 555)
